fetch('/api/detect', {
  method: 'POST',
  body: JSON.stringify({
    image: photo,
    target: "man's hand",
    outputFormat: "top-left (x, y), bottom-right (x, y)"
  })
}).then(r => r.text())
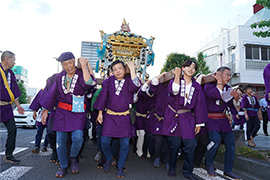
top-left (172, 67), bottom-right (181, 76)
top-left (17, 105), bottom-right (25, 115)
top-left (97, 110), bottom-right (103, 124)
top-left (41, 110), bottom-right (49, 125)
top-left (230, 90), bottom-right (240, 102)
top-left (195, 126), bottom-right (201, 135)
top-left (78, 57), bottom-right (89, 68)
top-left (236, 114), bottom-right (240, 119)
top-left (245, 114), bottom-right (249, 121)
top-left (212, 71), bottom-right (222, 83)
top-left (33, 111), bottom-right (37, 120)
top-left (126, 62), bottom-right (136, 71)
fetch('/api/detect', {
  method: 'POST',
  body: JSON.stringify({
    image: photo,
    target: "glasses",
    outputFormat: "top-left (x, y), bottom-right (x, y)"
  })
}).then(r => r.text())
top-left (222, 72), bottom-right (232, 78)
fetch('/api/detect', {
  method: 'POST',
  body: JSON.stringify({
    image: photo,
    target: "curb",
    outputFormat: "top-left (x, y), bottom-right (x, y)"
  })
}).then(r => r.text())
top-left (215, 154), bottom-right (270, 179)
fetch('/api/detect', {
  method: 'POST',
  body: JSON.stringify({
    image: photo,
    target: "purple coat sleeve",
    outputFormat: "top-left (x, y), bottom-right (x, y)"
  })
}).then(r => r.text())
top-left (29, 89), bottom-right (43, 111)
top-left (263, 64), bottom-right (270, 94)
top-left (204, 83), bottom-right (222, 100)
top-left (40, 80), bottom-right (59, 111)
top-left (193, 84), bottom-right (208, 124)
top-left (93, 78), bottom-right (109, 111)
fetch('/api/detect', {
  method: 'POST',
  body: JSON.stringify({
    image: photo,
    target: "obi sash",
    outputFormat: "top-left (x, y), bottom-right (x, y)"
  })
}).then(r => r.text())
top-left (153, 113), bottom-right (164, 121)
top-left (168, 105), bottom-right (191, 117)
top-left (58, 101), bottom-right (86, 112)
top-left (107, 109), bottom-right (130, 116)
top-left (208, 113), bottom-right (227, 119)
top-left (246, 108), bottom-right (258, 112)
top-left (136, 112), bottom-right (147, 118)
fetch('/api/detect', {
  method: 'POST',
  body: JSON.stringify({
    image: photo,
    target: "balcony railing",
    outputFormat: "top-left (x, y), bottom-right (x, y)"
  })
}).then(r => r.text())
top-left (245, 60), bottom-right (269, 70)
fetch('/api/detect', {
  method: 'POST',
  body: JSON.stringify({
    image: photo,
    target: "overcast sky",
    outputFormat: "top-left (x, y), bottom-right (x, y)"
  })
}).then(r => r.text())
top-left (0, 0), bottom-right (255, 90)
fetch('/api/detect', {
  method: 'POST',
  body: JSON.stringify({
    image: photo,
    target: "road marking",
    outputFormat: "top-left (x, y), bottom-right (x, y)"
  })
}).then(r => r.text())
top-left (0, 147), bottom-right (28, 156)
top-left (30, 139), bottom-right (44, 144)
top-left (193, 168), bottom-right (226, 180)
top-left (0, 166), bottom-right (32, 179)
top-left (0, 130), bottom-right (7, 133)
top-left (215, 169), bottom-right (234, 180)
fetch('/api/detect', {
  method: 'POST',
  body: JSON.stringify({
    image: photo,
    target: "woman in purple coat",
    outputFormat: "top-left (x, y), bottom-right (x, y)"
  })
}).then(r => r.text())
top-left (162, 60), bottom-right (207, 180)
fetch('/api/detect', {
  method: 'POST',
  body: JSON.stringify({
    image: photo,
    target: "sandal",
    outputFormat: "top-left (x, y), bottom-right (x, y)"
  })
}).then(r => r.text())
top-left (247, 141), bottom-right (256, 147)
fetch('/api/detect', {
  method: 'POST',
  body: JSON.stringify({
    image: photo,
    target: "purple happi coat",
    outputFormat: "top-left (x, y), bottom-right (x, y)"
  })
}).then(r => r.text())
top-left (263, 63), bottom-right (270, 119)
top-left (204, 83), bottom-right (236, 133)
top-left (135, 89), bottom-right (152, 130)
top-left (40, 68), bottom-right (95, 132)
top-left (149, 82), bottom-right (169, 135)
top-left (162, 78), bottom-right (208, 139)
top-left (93, 75), bottom-right (140, 138)
top-left (29, 89), bottom-right (48, 126)
top-left (240, 94), bottom-right (260, 117)
top-left (0, 64), bottom-right (21, 123)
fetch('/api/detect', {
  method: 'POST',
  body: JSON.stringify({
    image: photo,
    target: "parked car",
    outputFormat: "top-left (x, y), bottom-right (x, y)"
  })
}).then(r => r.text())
top-left (14, 104), bottom-right (36, 128)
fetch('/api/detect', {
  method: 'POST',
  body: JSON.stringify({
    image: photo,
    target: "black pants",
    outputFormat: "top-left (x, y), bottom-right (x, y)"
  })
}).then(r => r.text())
top-left (3, 118), bottom-right (17, 156)
top-left (167, 136), bottom-right (197, 177)
top-left (247, 116), bottom-right (260, 140)
top-left (262, 111), bottom-right (269, 135)
top-left (154, 134), bottom-right (169, 164)
top-left (194, 134), bottom-right (209, 167)
top-left (47, 117), bottom-right (56, 151)
top-left (142, 132), bottom-right (154, 159)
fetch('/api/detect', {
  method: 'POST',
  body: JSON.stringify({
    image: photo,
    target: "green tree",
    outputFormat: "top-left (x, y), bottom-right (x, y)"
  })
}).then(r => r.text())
top-left (17, 81), bottom-right (28, 104)
top-left (251, 0), bottom-right (270, 38)
top-left (196, 52), bottom-right (211, 75)
top-left (160, 53), bottom-right (196, 73)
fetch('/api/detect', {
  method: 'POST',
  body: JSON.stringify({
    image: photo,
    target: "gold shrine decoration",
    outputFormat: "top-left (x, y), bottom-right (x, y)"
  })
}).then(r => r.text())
top-left (112, 45), bottom-right (141, 57)
top-left (107, 34), bottom-right (147, 47)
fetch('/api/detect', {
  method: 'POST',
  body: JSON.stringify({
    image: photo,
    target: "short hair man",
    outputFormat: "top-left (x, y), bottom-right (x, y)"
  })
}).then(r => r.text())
top-left (94, 60), bottom-right (140, 178)
top-left (41, 52), bottom-right (96, 177)
top-left (204, 66), bottom-right (241, 179)
top-left (0, 51), bottom-right (25, 163)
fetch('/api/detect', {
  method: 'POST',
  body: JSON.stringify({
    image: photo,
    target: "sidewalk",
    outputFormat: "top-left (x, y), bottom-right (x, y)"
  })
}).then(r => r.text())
top-left (252, 121), bottom-right (270, 150)
top-left (216, 122), bottom-right (270, 179)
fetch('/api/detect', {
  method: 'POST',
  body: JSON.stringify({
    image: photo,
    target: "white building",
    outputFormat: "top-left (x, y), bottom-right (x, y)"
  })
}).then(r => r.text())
top-left (81, 41), bottom-right (101, 70)
top-left (196, 4), bottom-right (270, 97)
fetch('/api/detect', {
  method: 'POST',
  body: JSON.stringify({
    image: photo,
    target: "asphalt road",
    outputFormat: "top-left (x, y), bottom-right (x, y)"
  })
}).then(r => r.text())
top-left (0, 126), bottom-right (260, 180)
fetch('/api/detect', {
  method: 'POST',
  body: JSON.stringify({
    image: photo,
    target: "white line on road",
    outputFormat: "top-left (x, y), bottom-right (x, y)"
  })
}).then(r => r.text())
top-left (193, 168), bottom-right (226, 180)
top-left (0, 147), bottom-right (28, 156)
top-left (0, 166), bottom-right (32, 180)
top-left (30, 139), bottom-right (44, 144)
top-left (0, 130), bottom-right (7, 133)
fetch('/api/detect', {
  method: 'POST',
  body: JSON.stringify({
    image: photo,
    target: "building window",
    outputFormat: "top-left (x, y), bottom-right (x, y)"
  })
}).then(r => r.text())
top-left (245, 45), bottom-right (270, 61)
top-left (246, 46), bottom-right (252, 59)
top-left (253, 47), bottom-right (259, 59)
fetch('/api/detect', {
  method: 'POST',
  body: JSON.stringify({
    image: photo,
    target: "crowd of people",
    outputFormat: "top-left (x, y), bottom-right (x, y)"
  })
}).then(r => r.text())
top-left (1, 50), bottom-right (270, 180)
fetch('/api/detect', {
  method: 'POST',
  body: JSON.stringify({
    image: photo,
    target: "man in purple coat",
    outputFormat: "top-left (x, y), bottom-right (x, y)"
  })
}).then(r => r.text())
top-left (263, 63), bottom-right (270, 128)
top-left (0, 51), bottom-right (25, 164)
top-left (41, 52), bottom-right (96, 177)
top-left (204, 66), bottom-right (241, 179)
top-left (94, 60), bottom-right (140, 178)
